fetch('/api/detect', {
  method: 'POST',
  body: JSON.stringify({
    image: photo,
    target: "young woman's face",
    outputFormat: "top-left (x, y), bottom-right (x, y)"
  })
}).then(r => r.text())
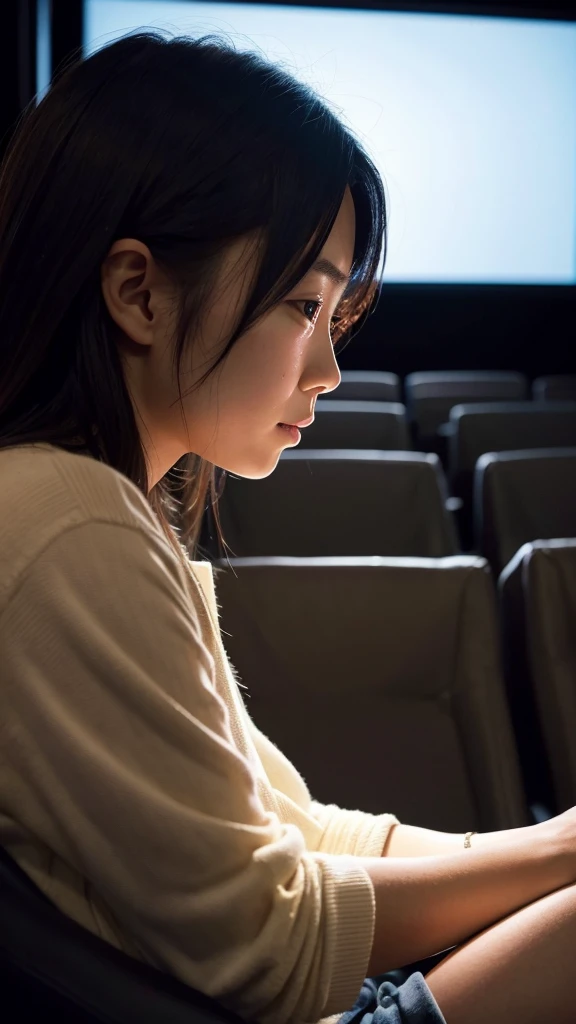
top-left (102, 187), bottom-right (355, 489)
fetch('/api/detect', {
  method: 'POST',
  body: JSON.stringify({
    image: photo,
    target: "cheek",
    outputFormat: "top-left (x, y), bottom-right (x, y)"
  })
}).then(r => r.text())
top-left (223, 324), bottom-right (306, 407)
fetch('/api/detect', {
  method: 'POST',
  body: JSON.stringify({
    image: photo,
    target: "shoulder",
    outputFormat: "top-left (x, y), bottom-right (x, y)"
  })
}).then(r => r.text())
top-left (0, 443), bottom-right (168, 596)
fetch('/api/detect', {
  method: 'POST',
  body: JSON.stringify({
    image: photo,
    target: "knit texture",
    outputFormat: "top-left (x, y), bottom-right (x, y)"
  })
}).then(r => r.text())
top-left (0, 443), bottom-right (399, 1024)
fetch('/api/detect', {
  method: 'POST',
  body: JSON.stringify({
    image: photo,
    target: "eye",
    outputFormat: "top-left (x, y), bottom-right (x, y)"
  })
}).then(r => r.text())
top-left (291, 299), bottom-right (323, 325)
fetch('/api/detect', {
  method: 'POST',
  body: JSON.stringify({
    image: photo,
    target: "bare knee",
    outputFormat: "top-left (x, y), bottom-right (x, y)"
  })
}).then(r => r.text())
top-left (425, 882), bottom-right (576, 1024)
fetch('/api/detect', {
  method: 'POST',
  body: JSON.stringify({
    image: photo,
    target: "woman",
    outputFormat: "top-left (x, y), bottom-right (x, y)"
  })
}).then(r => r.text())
top-left (0, 30), bottom-right (575, 1024)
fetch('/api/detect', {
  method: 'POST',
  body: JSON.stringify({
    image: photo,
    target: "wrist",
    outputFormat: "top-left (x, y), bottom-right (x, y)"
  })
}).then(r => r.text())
top-left (530, 816), bottom-right (575, 884)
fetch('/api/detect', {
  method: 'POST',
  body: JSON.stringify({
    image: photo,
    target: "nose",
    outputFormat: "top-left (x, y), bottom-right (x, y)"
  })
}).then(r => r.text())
top-left (321, 354), bottom-right (341, 396)
top-left (302, 329), bottom-right (341, 399)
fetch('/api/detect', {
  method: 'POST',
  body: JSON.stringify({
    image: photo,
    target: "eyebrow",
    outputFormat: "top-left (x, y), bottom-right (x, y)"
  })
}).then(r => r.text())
top-left (310, 258), bottom-right (350, 287)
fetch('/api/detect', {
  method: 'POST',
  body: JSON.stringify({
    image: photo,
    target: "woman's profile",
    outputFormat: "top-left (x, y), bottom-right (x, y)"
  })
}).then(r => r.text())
top-left (0, 29), bottom-right (575, 1024)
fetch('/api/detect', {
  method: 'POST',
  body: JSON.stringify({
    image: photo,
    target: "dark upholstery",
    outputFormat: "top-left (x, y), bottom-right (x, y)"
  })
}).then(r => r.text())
top-left (405, 371), bottom-right (528, 441)
top-left (214, 555), bottom-right (529, 833)
top-left (298, 401), bottom-right (411, 450)
top-left (217, 450), bottom-right (459, 558)
top-left (498, 540), bottom-right (576, 814)
top-left (532, 375), bottom-right (576, 402)
top-left (0, 846), bottom-right (246, 1024)
top-left (474, 447), bottom-right (576, 574)
top-left (318, 370), bottom-right (401, 402)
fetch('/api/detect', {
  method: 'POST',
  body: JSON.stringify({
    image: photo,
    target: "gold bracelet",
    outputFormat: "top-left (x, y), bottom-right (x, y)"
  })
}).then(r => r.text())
top-left (464, 831), bottom-right (477, 848)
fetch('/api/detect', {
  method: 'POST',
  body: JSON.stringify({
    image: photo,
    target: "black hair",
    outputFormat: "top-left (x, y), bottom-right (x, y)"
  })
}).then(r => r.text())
top-left (0, 28), bottom-right (387, 567)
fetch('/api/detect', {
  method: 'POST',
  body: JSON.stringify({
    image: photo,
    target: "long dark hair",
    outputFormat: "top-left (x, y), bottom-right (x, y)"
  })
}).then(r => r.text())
top-left (0, 29), bottom-right (387, 568)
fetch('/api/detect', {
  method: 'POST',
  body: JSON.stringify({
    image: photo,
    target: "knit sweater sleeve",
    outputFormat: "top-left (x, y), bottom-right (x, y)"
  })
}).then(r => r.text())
top-left (0, 517), bottom-right (376, 1024)
top-left (308, 800), bottom-right (400, 860)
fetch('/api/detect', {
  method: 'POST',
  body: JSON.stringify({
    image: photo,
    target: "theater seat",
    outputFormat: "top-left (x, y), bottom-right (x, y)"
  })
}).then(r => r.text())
top-left (404, 371), bottom-right (528, 451)
top-left (448, 401), bottom-right (576, 548)
top-left (216, 450), bottom-right (460, 558)
top-left (299, 400), bottom-right (411, 450)
top-left (474, 447), bottom-right (576, 574)
top-left (532, 375), bottom-right (576, 402)
top-left (498, 539), bottom-right (576, 815)
top-left (0, 845), bottom-right (246, 1024)
top-left (214, 555), bottom-right (529, 832)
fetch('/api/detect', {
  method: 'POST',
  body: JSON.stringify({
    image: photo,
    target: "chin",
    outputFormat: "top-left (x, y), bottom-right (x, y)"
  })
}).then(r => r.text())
top-left (218, 451), bottom-right (282, 480)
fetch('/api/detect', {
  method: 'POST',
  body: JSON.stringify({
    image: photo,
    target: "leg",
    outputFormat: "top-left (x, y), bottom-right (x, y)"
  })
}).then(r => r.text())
top-left (424, 880), bottom-right (576, 1023)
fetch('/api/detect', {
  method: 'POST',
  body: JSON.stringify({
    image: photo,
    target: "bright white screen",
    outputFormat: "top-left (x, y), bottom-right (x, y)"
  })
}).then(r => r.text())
top-left (83, 0), bottom-right (576, 284)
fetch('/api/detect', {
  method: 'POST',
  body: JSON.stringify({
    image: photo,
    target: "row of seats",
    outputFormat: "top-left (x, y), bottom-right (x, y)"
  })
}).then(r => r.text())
top-left (321, 370), bottom-right (576, 407)
top-left (212, 543), bottom-right (576, 830)
top-left (300, 397), bottom-right (576, 466)
top-left (210, 447), bottom-right (576, 572)
top-left (288, 400), bottom-right (576, 549)
top-left (320, 372), bottom-right (576, 472)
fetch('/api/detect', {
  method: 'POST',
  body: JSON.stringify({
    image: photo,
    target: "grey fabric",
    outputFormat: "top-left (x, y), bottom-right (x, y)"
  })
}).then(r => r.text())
top-left (213, 556), bottom-right (529, 832)
top-left (532, 375), bottom-right (576, 402)
top-left (217, 450), bottom-right (459, 558)
top-left (474, 447), bottom-right (576, 573)
top-left (319, 371), bottom-right (401, 403)
top-left (497, 546), bottom-right (556, 813)
top-left (405, 371), bottom-right (528, 439)
top-left (298, 401), bottom-right (411, 451)
top-left (499, 540), bottom-right (576, 813)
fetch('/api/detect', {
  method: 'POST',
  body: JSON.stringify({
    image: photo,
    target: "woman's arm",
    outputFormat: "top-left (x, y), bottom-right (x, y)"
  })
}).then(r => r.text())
top-left (363, 813), bottom-right (576, 975)
top-left (382, 821), bottom-right (530, 858)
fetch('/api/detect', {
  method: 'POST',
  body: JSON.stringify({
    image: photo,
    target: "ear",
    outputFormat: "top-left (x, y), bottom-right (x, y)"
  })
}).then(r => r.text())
top-left (100, 238), bottom-right (166, 347)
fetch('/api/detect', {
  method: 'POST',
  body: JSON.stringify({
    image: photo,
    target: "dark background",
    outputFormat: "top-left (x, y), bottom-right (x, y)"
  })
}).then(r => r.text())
top-left (2, 0), bottom-right (574, 380)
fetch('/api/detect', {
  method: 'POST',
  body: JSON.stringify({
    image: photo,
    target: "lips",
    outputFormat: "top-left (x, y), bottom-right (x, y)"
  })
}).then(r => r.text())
top-left (279, 416), bottom-right (314, 428)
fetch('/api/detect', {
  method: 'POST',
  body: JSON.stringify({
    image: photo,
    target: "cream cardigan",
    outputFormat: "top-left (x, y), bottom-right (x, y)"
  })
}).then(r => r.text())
top-left (0, 443), bottom-right (398, 1024)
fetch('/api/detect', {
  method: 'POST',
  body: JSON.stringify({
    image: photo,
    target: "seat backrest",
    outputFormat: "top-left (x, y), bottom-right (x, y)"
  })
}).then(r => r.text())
top-left (318, 371), bottom-right (401, 402)
top-left (299, 401), bottom-right (411, 450)
top-left (213, 556), bottom-right (528, 832)
top-left (450, 402), bottom-right (576, 476)
top-left (498, 540), bottom-right (576, 814)
top-left (404, 371), bottom-right (528, 438)
top-left (474, 447), bottom-right (576, 574)
top-left (447, 403), bottom-right (576, 527)
top-left (0, 847), bottom-right (247, 1024)
top-left (217, 450), bottom-right (459, 558)
top-left (532, 375), bottom-right (576, 402)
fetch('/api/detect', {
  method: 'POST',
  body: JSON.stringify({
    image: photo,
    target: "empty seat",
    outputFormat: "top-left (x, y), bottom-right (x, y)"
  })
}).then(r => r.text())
top-left (498, 540), bottom-right (576, 814)
top-left (213, 555), bottom-right (528, 832)
top-left (532, 375), bottom-right (576, 402)
top-left (474, 448), bottom-right (576, 574)
top-left (298, 400), bottom-right (411, 450)
top-left (448, 402), bottom-right (576, 546)
top-left (216, 450), bottom-right (459, 558)
top-left (404, 370), bottom-right (528, 443)
top-left (318, 370), bottom-right (401, 402)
